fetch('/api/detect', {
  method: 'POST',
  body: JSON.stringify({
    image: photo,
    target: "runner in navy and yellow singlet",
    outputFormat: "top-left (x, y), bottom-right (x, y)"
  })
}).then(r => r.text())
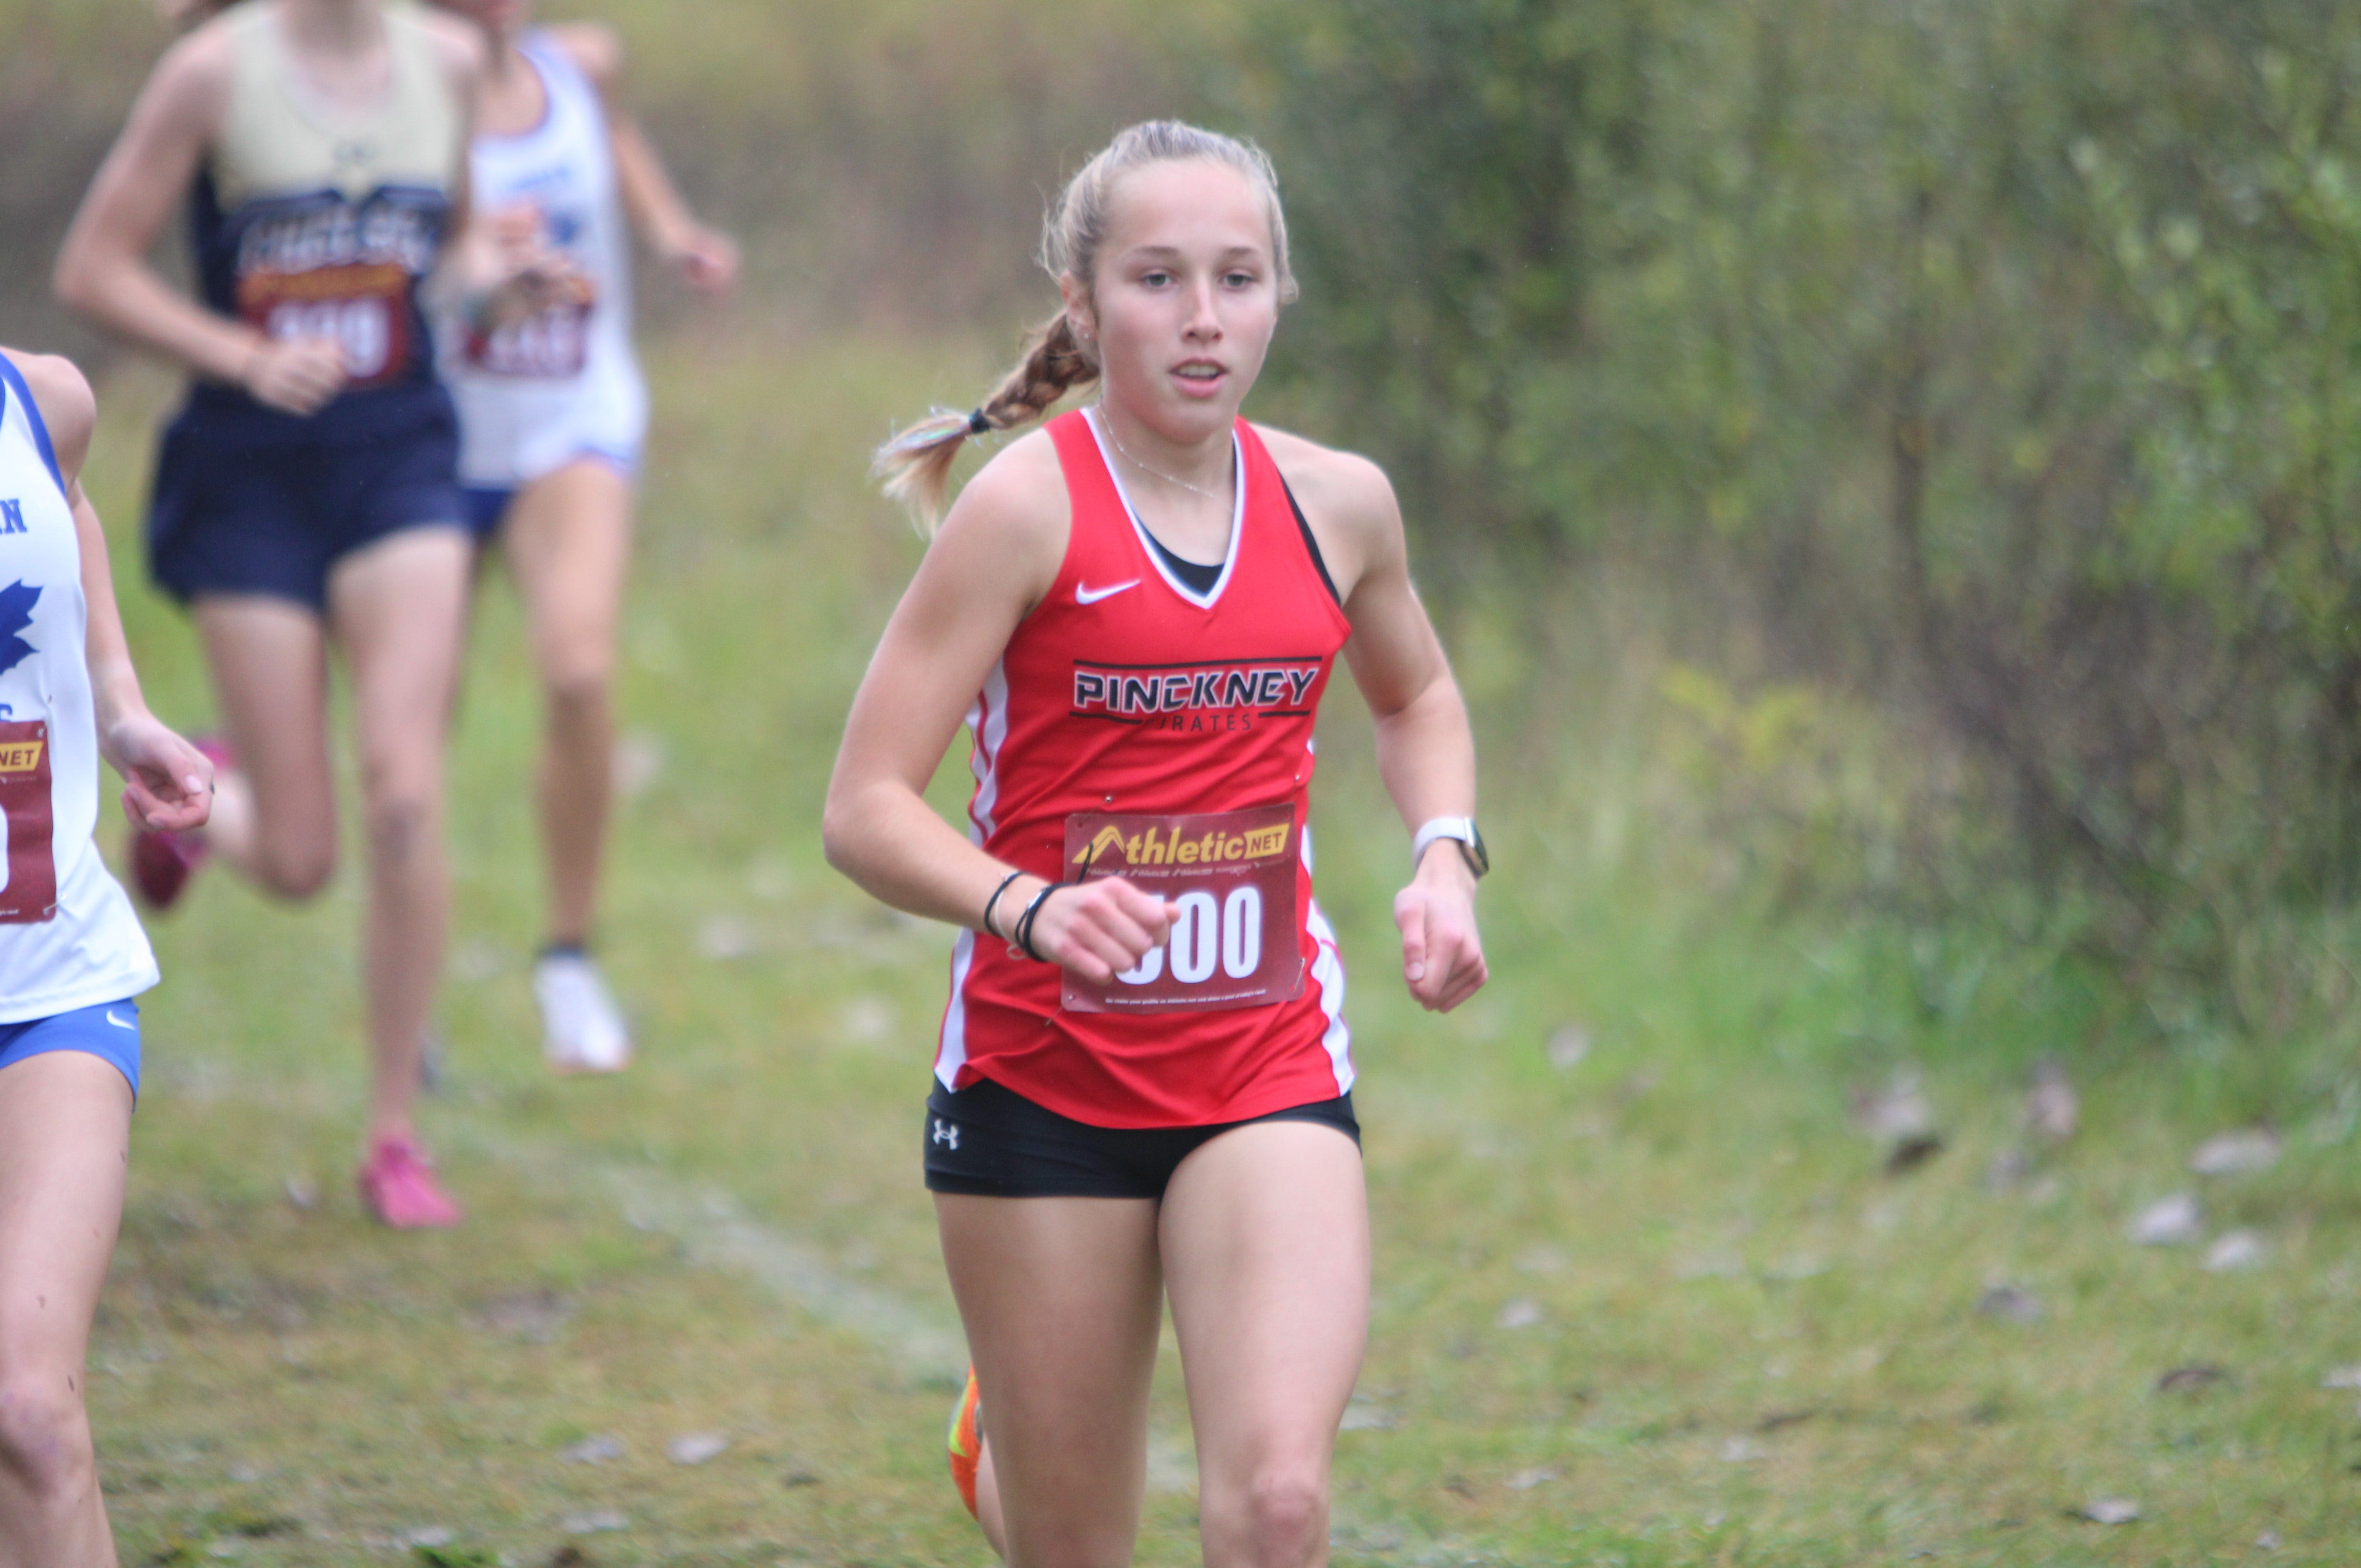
top-left (0, 346), bottom-right (214, 1568)
top-left (827, 121), bottom-right (1488, 1565)
top-left (54, 0), bottom-right (574, 1228)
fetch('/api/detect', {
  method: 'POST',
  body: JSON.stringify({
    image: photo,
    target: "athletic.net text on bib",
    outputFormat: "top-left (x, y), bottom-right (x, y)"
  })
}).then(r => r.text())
top-left (1061, 804), bottom-right (1304, 1015)
top-left (0, 720), bottom-right (58, 924)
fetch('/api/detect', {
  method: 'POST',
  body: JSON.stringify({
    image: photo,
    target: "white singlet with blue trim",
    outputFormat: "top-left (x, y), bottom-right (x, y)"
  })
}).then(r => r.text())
top-left (437, 31), bottom-right (647, 490)
top-left (0, 359), bottom-right (158, 1022)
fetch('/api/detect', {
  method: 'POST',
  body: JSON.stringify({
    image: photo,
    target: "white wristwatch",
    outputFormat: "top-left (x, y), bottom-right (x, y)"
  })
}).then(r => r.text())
top-left (1412, 816), bottom-right (1489, 879)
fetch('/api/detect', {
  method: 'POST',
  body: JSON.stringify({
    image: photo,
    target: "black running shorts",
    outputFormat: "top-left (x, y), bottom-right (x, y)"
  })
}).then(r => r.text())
top-left (923, 1075), bottom-right (1359, 1200)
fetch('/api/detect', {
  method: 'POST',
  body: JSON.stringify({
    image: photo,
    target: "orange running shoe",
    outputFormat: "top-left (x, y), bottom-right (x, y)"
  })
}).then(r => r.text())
top-left (946, 1364), bottom-right (983, 1518)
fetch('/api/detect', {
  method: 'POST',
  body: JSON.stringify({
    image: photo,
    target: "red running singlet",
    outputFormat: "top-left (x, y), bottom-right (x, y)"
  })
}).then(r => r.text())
top-left (936, 407), bottom-right (1358, 1127)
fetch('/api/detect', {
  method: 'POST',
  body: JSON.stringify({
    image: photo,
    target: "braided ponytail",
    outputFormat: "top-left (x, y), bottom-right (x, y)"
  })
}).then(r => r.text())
top-left (874, 119), bottom-right (1294, 534)
top-left (873, 312), bottom-right (1099, 533)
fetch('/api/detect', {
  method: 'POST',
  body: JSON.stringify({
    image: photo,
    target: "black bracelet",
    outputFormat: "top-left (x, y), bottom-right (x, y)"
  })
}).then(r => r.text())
top-left (1010, 881), bottom-right (1061, 962)
top-left (980, 869), bottom-right (1025, 942)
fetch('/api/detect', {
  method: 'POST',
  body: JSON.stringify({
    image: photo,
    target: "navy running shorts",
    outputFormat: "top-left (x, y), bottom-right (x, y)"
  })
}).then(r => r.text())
top-left (923, 1074), bottom-right (1358, 1200)
top-left (0, 997), bottom-right (142, 1100)
top-left (461, 485), bottom-right (515, 538)
top-left (147, 386), bottom-right (466, 611)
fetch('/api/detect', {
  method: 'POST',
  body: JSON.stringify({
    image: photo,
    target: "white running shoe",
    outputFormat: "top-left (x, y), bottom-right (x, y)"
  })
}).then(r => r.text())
top-left (535, 952), bottom-right (633, 1074)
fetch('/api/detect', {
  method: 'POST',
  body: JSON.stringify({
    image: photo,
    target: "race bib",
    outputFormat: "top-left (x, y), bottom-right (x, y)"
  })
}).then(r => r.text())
top-left (0, 720), bottom-right (57, 924)
top-left (236, 261), bottom-right (413, 387)
top-left (1060, 803), bottom-right (1303, 1015)
top-left (464, 299), bottom-right (593, 379)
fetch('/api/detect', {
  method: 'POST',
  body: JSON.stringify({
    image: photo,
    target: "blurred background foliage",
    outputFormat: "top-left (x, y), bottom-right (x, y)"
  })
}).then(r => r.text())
top-left (10, 0), bottom-right (2361, 1033)
top-left (1241, 0), bottom-right (2361, 1026)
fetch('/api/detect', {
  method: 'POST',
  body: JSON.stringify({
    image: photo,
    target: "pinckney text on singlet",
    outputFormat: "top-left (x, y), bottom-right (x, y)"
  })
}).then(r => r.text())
top-left (1071, 658), bottom-right (1323, 719)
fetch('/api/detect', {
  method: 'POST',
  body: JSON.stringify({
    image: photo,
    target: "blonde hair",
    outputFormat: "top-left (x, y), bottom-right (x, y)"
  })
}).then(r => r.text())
top-left (874, 120), bottom-right (1297, 530)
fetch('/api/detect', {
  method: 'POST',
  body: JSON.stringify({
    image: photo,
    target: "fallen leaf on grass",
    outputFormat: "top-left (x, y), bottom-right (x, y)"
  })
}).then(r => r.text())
top-left (2321, 1366), bottom-right (2361, 1390)
top-left (2023, 1059), bottom-right (2079, 1143)
top-left (1720, 1436), bottom-right (1762, 1463)
top-left (397, 1530), bottom-right (454, 1551)
top-left (1976, 1284), bottom-right (2042, 1325)
top-left (667, 1432), bottom-right (730, 1466)
top-left (2203, 1229), bottom-right (2265, 1272)
top-left (1884, 1133), bottom-right (1944, 1175)
top-left (2190, 1127), bottom-right (2281, 1176)
top-left (1545, 1023), bottom-right (1590, 1071)
top-left (2155, 1364), bottom-right (2228, 1394)
top-left (2257, 1528), bottom-right (2283, 1550)
top-left (1506, 1466), bottom-right (1559, 1490)
top-left (1849, 1070), bottom-right (1932, 1142)
top-left (2074, 1497), bottom-right (2140, 1525)
top-left (2128, 1193), bottom-right (2202, 1246)
top-left (1339, 1399), bottom-right (1395, 1431)
top-left (281, 1175), bottom-right (316, 1212)
top-left (561, 1434), bottom-right (624, 1464)
top-left (561, 1512), bottom-right (627, 1536)
top-left (1496, 1299), bottom-right (1543, 1329)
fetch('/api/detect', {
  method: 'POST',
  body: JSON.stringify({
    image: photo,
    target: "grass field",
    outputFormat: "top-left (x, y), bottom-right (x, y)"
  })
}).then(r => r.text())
top-left (65, 323), bottom-right (2361, 1568)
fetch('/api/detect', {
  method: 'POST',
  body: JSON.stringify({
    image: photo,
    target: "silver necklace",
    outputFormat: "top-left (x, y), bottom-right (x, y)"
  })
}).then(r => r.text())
top-left (1102, 415), bottom-right (1229, 501)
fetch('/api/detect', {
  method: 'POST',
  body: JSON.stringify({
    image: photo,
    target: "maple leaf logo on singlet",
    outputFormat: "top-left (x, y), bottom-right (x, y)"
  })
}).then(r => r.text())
top-left (0, 582), bottom-right (40, 677)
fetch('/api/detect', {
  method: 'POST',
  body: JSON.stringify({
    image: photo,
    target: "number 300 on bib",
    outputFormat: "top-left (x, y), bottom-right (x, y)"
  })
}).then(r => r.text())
top-left (1060, 803), bottom-right (1304, 1015)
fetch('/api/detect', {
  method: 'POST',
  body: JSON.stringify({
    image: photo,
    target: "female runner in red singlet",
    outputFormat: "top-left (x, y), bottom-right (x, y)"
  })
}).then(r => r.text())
top-left (826, 121), bottom-right (1488, 1567)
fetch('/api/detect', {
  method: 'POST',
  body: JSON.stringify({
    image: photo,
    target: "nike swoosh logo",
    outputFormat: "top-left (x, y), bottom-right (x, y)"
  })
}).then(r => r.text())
top-left (106, 1010), bottom-right (135, 1030)
top-left (1076, 580), bottom-right (1141, 606)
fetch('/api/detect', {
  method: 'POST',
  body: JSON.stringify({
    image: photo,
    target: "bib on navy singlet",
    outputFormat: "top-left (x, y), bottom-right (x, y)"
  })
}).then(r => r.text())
top-left (183, 2), bottom-right (462, 437)
top-left (935, 408), bottom-right (1356, 1129)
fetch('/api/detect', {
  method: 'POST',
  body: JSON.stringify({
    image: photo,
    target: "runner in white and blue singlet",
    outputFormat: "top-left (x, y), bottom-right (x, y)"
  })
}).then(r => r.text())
top-left (430, 0), bottom-right (737, 1074)
top-left (0, 346), bottom-right (213, 1568)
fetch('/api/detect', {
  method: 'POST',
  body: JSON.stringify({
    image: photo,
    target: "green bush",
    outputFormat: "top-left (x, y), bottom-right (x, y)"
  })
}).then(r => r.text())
top-left (1243, 0), bottom-right (2361, 990)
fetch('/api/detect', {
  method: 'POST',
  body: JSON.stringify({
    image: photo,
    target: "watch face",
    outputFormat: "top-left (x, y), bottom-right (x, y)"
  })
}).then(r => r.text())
top-left (1462, 824), bottom-right (1489, 878)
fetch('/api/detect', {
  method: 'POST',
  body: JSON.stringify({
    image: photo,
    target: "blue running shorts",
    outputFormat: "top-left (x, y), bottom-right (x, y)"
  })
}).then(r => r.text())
top-left (0, 997), bottom-right (142, 1100)
top-left (459, 448), bottom-right (639, 542)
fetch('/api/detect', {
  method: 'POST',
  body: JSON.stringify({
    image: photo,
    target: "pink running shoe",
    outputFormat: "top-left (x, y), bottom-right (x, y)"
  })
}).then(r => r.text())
top-left (356, 1138), bottom-right (463, 1229)
top-left (129, 735), bottom-right (233, 912)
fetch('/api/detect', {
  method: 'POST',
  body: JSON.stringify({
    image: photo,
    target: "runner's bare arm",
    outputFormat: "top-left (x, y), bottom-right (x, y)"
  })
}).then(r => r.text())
top-left (3, 350), bottom-right (211, 834)
top-left (51, 27), bottom-right (260, 389)
top-left (824, 436), bottom-right (1174, 982)
top-left (1264, 428), bottom-right (1486, 1013)
top-left (549, 23), bottom-right (740, 293)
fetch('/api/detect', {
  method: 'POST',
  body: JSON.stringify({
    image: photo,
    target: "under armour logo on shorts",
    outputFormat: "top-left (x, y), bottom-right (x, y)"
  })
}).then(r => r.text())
top-left (932, 1118), bottom-right (960, 1150)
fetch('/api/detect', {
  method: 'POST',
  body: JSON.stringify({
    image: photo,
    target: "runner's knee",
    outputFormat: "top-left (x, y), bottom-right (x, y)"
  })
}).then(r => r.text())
top-left (361, 788), bottom-right (438, 866)
top-left (0, 1375), bottom-right (94, 1498)
top-left (541, 658), bottom-right (612, 724)
top-left (1213, 1465), bottom-right (1327, 1563)
top-left (252, 829), bottom-right (336, 899)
